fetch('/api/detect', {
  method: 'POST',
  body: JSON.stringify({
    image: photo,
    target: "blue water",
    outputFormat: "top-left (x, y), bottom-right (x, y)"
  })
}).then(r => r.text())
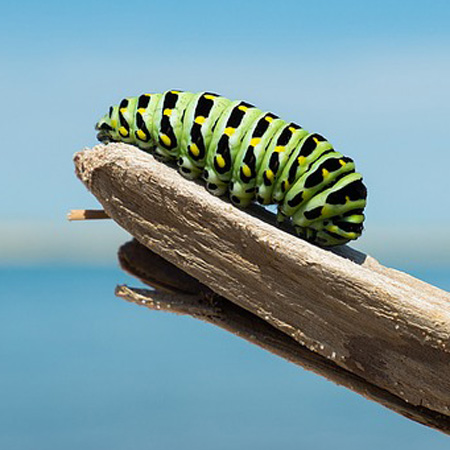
top-left (1, 266), bottom-right (448, 450)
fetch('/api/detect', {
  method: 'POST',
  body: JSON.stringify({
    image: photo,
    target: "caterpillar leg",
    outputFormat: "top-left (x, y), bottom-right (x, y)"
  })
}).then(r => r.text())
top-left (177, 155), bottom-right (202, 180)
top-left (298, 211), bottom-right (365, 247)
top-left (202, 168), bottom-right (228, 196)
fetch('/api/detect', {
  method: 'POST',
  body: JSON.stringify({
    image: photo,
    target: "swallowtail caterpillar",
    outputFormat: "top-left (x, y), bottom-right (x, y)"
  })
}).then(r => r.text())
top-left (96, 90), bottom-right (367, 247)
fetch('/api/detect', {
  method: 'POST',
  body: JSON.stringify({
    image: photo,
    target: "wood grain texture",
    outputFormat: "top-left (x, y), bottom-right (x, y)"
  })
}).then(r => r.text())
top-left (116, 239), bottom-right (450, 433)
top-left (74, 143), bottom-right (450, 417)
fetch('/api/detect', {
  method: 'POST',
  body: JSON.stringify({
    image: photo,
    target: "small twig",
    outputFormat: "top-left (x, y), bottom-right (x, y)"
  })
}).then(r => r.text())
top-left (67, 209), bottom-right (110, 221)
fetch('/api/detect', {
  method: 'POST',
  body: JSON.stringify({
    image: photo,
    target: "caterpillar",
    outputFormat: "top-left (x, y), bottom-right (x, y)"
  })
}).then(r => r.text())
top-left (95, 90), bottom-right (367, 247)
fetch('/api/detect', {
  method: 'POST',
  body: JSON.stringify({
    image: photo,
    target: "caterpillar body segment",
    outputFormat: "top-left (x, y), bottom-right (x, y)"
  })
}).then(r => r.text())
top-left (116, 97), bottom-right (138, 144)
top-left (179, 92), bottom-right (232, 180)
top-left (280, 151), bottom-right (356, 218)
top-left (271, 133), bottom-right (334, 203)
top-left (204, 101), bottom-right (263, 196)
top-left (255, 122), bottom-right (309, 205)
top-left (95, 90), bottom-right (367, 247)
top-left (292, 172), bottom-right (366, 227)
top-left (152, 90), bottom-right (191, 160)
top-left (229, 112), bottom-right (285, 207)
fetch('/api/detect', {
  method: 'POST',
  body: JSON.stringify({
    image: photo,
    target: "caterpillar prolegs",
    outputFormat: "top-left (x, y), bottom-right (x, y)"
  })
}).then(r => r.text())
top-left (96, 90), bottom-right (367, 247)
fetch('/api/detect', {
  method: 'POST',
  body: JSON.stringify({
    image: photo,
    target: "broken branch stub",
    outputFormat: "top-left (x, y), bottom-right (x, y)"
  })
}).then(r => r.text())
top-left (74, 143), bottom-right (450, 419)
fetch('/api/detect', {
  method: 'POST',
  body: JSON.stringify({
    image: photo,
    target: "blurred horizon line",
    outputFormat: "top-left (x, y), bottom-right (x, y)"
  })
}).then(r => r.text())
top-left (1, 220), bottom-right (449, 269)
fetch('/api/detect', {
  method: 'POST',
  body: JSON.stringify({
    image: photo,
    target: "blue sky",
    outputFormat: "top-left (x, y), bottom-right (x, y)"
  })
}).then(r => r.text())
top-left (1, 0), bottom-right (449, 265)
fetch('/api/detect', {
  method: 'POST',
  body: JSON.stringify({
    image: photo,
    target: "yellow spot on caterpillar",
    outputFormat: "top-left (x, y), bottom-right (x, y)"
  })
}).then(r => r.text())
top-left (144, 93), bottom-right (151, 97)
top-left (265, 169), bottom-right (274, 182)
top-left (265, 116), bottom-right (274, 123)
top-left (274, 145), bottom-right (285, 153)
top-left (224, 127), bottom-right (235, 137)
top-left (345, 195), bottom-right (350, 202)
top-left (138, 108), bottom-right (146, 114)
top-left (322, 168), bottom-right (330, 178)
top-left (189, 143), bottom-right (200, 157)
top-left (242, 164), bottom-right (252, 178)
top-left (339, 159), bottom-right (346, 166)
top-left (288, 126), bottom-right (297, 133)
top-left (120, 108), bottom-right (127, 113)
top-left (313, 137), bottom-right (320, 145)
top-left (118, 127), bottom-right (129, 137)
top-left (136, 129), bottom-right (147, 140)
top-left (283, 180), bottom-right (289, 191)
top-left (238, 105), bottom-right (249, 112)
top-left (216, 155), bottom-right (226, 168)
top-left (160, 133), bottom-right (172, 147)
top-left (297, 156), bottom-right (306, 166)
top-left (170, 90), bottom-right (180, 94)
top-left (250, 137), bottom-right (261, 146)
top-left (163, 108), bottom-right (172, 116)
top-left (194, 116), bottom-right (206, 124)
top-left (327, 225), bottom-right (339, 233)
top-left (204, 94), bottom-right (216, 100)
top-left (111, 119), bottom-right (117, 128)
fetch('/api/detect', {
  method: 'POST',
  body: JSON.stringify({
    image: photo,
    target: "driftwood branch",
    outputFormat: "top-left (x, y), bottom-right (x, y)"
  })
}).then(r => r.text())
top-left (73, 143), bottom-right (450, 430)
top-left (116, 239), bottom-right (450, 433)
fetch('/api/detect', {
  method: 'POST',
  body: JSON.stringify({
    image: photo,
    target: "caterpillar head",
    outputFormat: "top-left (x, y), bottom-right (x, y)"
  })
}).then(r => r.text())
top-left (95, 113), bottom-right (115, 144)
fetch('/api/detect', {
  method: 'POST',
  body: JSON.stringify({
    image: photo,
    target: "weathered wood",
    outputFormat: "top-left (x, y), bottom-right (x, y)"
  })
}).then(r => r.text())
top-left (74, 143), bottom-right (450, 419)
top-left (117, 239), bottom-right (450, 433)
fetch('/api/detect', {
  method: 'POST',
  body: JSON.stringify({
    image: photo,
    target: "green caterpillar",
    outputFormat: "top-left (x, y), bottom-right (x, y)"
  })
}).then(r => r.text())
top-left (96, 90), bottom-right (367, 247)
